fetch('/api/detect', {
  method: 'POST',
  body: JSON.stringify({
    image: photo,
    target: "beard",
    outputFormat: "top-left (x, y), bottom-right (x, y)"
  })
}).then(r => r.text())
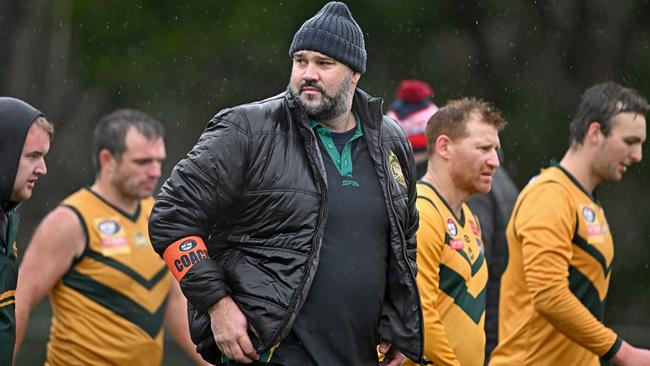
top-left (289, 72), bottom-right (354, 121)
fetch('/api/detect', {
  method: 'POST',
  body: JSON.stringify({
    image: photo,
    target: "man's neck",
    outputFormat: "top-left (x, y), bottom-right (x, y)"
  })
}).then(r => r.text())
top-left (90, 180), bottom-right (138, 216)
top-left (321, 111), bottom-right (356, 133)
top-left (559, 147), bottom-right (599, 194)
top-left (421, 170), bottom-right (468, 218)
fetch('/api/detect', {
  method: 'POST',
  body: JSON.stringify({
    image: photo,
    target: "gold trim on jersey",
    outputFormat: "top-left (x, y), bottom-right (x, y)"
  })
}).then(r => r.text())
top-left (0, 290), bottom-right (15, 308)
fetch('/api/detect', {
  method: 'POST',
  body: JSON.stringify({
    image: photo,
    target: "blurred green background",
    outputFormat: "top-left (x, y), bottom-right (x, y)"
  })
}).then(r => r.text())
top-left (2, 0), bottom-right (650, 364)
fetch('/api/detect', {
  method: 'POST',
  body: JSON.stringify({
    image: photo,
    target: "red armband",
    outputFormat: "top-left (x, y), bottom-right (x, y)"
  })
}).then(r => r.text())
top-left (163, 236), bottom-right (209, 281)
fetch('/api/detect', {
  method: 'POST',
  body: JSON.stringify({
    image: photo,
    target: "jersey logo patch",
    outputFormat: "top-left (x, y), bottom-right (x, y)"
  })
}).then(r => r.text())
top-left (388, 151), bottom-right (407, 188)
top-left (582, 206), bottom-right (596, 223)
top-left (98, 219), bottom-right (121, 235)
top-left (95, 217), bottom-right (130, 255)
top-left (447, 219), bottom-right (458, 237)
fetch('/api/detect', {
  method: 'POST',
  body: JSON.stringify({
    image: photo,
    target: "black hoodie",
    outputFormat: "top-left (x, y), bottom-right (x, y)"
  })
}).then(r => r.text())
top-left (0, 97), bottom-right (42, 249)
top-left (0, 96), bottom-right (42, 364)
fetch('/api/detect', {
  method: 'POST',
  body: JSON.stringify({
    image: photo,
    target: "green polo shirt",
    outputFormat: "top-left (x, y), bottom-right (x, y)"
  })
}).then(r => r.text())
top-left (310, 114), bottom-right (363, 177)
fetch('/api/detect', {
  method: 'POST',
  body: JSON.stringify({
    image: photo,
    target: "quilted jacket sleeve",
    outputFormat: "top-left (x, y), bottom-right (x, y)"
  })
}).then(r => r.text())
top-left (149, 109), bottom-right (249, 312)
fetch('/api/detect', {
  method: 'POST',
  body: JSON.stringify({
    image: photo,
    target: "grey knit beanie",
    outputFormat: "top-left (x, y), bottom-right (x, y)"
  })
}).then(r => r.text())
top-left (289, 2), bottom-right (366, 73)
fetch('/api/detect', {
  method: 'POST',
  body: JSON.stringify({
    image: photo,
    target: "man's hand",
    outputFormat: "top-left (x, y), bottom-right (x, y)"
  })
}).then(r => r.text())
top-left (208, 295), bottom-right (259, 364)
top-left (612, 341), bottom-right (650, 366)
top-left (379, 341), bottom-right (405, 366)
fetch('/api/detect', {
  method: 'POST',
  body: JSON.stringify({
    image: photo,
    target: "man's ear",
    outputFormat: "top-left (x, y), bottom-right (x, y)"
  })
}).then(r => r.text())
top-left (435, 135), bottom-right (452, 160)
top-left (585, 121), bottom-right (603, 146)
top-left (351, 71), bottom-right (361, 85)
top-left (98, 149), bottom-right (116, 171)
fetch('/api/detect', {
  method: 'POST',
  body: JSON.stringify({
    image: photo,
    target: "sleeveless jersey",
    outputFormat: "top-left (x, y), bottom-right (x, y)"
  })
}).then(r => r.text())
top-left (404, 182), bottom-right (487, 366)
top-left (490, 166), bottom-right (619, 365)
top-left (46, 188), bottom-right (172, 366)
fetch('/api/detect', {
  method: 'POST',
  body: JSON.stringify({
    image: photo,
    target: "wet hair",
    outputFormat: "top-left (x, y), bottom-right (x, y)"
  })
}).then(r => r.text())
top-left (570, 81), bottom-right (649, 145)
top-left (34, 116), bottom-right (54, 138)
top-left (426, 97), bottom-right (505, 155)
top-left (92, 109), bottom-right (164, 172)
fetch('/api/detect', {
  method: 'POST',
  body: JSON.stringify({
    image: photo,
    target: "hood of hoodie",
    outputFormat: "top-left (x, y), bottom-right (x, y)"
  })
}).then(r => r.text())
top-left (0, 97), bottom-right (43, 210)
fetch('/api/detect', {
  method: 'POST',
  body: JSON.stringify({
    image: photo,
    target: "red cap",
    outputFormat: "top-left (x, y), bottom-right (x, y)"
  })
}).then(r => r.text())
top-left (396, 80), bottom-right (434, 103)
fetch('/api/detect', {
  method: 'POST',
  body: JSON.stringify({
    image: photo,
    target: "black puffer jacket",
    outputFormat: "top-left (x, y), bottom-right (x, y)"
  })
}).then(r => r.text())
top-left (149, 88), bottom-right (425, 364)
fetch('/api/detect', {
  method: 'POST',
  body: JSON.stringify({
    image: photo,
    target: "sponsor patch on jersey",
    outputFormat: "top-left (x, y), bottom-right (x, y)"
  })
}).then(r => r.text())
top-left (582, 206), bottom-right (596, 223)
top-left (388, 151), bottom-right (407, 188)
top-left (587, 223), bottom-right (602, 236)
top-left (163, 236), bottom-right (209, 281)
top-left (587, 223), bottom-right (607, 244)
top-left (469, 220), bottom-right (480, 236)
top-left (95, 217), bottom-right (130, 255)
top-left (447, 219), bottom-right (458, 237)
top-left (450, 239), bottom-right (464, 250)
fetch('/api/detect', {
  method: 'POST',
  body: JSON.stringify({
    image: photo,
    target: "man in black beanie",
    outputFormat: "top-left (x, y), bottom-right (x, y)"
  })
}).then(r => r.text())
top-left (0, 97), bottom-right (53, 364)
top-left (149, 2), bottom-right (425, 365)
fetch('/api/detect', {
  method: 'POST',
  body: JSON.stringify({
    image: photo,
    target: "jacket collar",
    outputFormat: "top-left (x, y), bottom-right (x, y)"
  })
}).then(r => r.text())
top-left (351, 88), bottom-right (384, 130)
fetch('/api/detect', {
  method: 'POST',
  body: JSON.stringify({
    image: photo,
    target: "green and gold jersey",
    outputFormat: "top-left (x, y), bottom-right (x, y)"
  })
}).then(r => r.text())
top-left (490, 165), bottom-right (620, 366)
top-left (404, 182), bottom-right (487, 366)
top-left (46, 188), bottom-right (172, 366)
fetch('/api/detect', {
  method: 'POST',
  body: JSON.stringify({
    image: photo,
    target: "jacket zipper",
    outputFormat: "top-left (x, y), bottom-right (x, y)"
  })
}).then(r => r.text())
top-left (262, 113), bottom-right (328, 352)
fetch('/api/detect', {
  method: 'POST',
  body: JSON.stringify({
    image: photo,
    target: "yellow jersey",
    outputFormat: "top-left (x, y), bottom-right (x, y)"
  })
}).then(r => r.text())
top-left (490, 165), bottom-right (620, 366)
top-left (404, 182), bottom-right (487, 366)
top-left (46, 188), bottom-right (172, 366)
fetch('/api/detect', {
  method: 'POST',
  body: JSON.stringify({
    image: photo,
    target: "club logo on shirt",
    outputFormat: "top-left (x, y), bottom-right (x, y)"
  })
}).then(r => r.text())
top-left (388, 151), bottom-right (407, 188)
top-left (447, 219), bottom-right (458, 237)
top-left (582, 206), bottom-right (596, 223)
top-left (98, 219), bottom-right (121, 235)
top-left (95, 217), bottom-right (130, 255)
